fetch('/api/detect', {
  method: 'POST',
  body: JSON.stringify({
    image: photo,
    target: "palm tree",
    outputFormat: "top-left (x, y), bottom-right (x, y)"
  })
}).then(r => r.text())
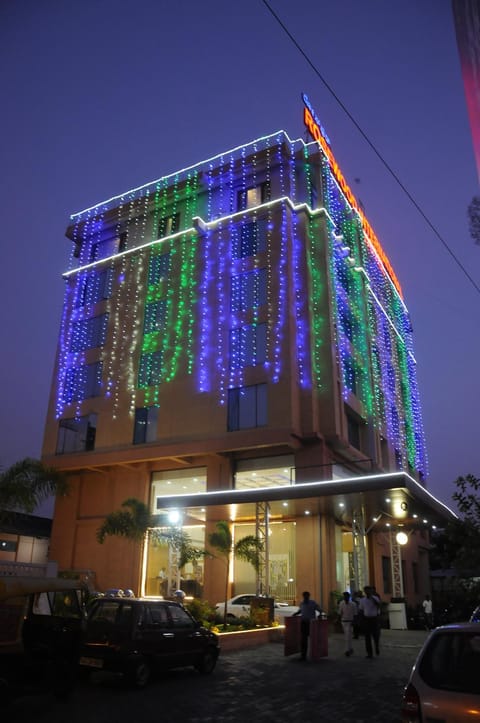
top-left (96, 498), bottom-right (204, 592)
top-left (0, 457), bottom-right (68, 523)
top-left (207, 520), bottom-right (263, 627)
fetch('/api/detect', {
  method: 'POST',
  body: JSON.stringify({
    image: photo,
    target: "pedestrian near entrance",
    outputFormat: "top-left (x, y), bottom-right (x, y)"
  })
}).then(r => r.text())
top-left (338, 591), bottom-right (357, 656)
top-left (359, 585), bottom-right (381, 658)
top-left (422, 594), bottom-right (433, 629)
top-left (293, 591), bottom-right (323, 660)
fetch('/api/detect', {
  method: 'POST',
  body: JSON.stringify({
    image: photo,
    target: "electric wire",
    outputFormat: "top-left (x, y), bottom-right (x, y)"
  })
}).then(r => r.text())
top-left (261, 0), bottom-right (480, 296)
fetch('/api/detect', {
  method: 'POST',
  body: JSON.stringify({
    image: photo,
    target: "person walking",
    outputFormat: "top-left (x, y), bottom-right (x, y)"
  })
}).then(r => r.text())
top-left (338, 591), bottom-right (357, 656)
top-left (359, 585), bottom-right (381, 658)
top-left (422, 594), bottom-right (433, 629)
top-left (293, 591), bottom-right (323, 661)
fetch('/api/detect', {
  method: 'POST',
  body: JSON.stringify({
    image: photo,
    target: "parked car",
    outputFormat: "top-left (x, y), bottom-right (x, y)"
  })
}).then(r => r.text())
top-left (80, 597), bottom-right (219, 687)
top-left (0, 576), bottom-right (87, 703)
top-left (401, 623), bottom-right (480, 722)
top-left (215, 594), bottom-right (298, 623)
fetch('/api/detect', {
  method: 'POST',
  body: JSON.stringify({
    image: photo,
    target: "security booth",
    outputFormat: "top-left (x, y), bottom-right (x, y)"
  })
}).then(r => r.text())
top-left (284, 615), bottom-right (328, 660)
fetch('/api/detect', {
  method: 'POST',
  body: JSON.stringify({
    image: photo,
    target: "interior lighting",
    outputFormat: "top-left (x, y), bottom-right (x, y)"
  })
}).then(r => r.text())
top-left (396, 531), bottom-right (409, 545)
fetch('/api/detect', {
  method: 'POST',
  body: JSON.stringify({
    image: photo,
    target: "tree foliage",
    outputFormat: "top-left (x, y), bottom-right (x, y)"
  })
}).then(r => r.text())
top-left (0, 458), bottom-right (68, 523)
top-left (431, 475), bottom-right (480, 575)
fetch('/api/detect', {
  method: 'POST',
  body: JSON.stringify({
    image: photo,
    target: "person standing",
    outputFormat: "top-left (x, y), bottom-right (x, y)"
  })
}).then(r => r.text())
top-left (422, 594), bottom-right (433, 629)
top-left (359, 585), bottom-right (381, 658)
top-left (293, 591), bottom-right (323, 661)
top-left (338, 591), bottom-right (357, 656)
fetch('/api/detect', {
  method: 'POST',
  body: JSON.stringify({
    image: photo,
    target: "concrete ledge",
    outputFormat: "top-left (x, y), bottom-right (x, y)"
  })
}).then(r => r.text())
top-left (218, 626), bottom-right (284, 652)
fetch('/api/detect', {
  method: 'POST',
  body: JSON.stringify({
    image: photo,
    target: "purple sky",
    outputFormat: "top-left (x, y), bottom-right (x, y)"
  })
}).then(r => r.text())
top-left (1, 0), bottom-right (478, 513)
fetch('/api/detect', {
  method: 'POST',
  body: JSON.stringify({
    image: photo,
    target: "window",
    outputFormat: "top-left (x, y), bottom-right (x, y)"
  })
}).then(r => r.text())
top-left (63, 362), bottom-right (102, 403)
top-left (77, 268), bottom-right (113, 307)
top-left (167, 603), bottom-right (195, 629)
top-left (118, 231), bottom-right (128, 253)
top-left (230, 322), bottom-right (267, 368)
top-left (70, 313), bottom-right (109, 352)
top-left (382, 556), bottom-right (392, 595)
top-left (89, 235), bottom-right (118, 262)
top-left (231, 268), bottom-right (267, 313)
top-left (158, 213), bottom-right (180, 238)
top-left (347, 414), bottom-right (361, 450)
top-left (0, 539), bottom-right (17, 552)
top-left (344, 356), bottom-right (358, 395)
top-left (56, 413), bottom-right (97, 454)
top-left (232, 219), bottom-right (267, 259)
top-left (133, 406), bottom-right (159, 444)
top-left (144, 300), bottom-right (167, 335)
top-left (138, 351), bottom-right (163, 388)
top-left (227, 383), bottom-right (267, 431)
top-left (148, 253), bottom-right (170, 286)
top-left (237, 181), bottom-right (270, 211)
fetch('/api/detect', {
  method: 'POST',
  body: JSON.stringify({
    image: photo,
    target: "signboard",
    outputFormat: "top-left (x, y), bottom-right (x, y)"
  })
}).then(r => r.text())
top-left (302, 93), bottom-right (403, 298)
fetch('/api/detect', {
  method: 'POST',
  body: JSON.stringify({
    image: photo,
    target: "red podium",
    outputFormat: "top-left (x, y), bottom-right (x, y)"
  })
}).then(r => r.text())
top-left (284, 616), bottom-right (328, 660)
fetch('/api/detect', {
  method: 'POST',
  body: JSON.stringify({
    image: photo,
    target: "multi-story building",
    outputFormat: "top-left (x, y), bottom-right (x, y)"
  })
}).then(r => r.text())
top-left (42, 96), bottom-right (452, 612)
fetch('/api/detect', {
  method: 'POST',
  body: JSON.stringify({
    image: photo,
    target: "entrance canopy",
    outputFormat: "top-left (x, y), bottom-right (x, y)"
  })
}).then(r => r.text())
top-left (153, 472), bottom-right (456, 532)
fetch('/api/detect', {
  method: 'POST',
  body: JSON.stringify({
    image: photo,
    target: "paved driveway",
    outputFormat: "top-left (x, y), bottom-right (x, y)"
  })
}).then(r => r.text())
top-left (9, 628), bottom-right (428, 723)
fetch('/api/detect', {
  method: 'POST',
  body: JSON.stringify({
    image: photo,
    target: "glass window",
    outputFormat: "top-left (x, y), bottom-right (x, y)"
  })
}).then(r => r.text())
top-left (167, 604), bottom-right (195, 628)
top-left (77, 268), bottom-right (113, 307)
top-left (158, 213), bottom-right (180, 238)
top-left (231, 268), bottom-right (267, 313)
top-left (230, 322), bottom-right (267, 368)
top-left (56, 414), bottom-right (97, 454)
top-left (234, 456), bottom-right (294, 489)
top-left (144, 300), bottom-right (167, 335)
top-left (133, 407), bottom-right (159, 444)
top-left (63, 362), bottom-right (102, 403)
top-left (148, 253), bottom-right (171, 286)
top-left (89, 235), bottom-right (118, 262)
top-left (138, 351), bottom-right (163, 388)
top-left (232, 219), bottom-right (267, 259)
top-left (227, 383), bottom-right (267, 431)
top-left (70, 313), bottom-right (109, 352)
top-left (419, 631), bottom-right (480, 694)
top-left (151, 467), bottom-right (206, 502)
top-left (237, 182), bottom-right (270, 211)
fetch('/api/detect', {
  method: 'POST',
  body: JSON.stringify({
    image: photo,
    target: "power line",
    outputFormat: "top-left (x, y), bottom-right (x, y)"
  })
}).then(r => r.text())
top-left (261, 0), bottom-right (480, 296)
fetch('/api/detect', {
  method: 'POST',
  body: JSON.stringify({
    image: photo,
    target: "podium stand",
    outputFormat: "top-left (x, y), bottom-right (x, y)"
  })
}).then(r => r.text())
top-left (284, 616), bottom-right (328, 660)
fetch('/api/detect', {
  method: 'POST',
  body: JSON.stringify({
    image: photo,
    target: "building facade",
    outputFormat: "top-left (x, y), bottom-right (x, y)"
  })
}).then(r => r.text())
top-left (42, 99), bottom-right (452, 611)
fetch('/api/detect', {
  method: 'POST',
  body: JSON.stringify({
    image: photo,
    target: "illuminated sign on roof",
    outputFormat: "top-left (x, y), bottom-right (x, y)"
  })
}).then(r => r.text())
top-left (302, 94), bottom-right (403, 298)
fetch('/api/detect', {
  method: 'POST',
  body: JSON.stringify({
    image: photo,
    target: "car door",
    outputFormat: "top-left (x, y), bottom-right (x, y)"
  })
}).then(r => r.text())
top-left (166, 603), bottom-right (205, 666)
top-left (134, 602), bottom-right (174, 667)
top-left (230, 595), bottom-right (254, 617)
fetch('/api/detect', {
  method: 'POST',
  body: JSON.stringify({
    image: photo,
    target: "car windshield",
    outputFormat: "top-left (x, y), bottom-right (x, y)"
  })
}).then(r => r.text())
top-left (419, 631), bottom-right (480, 695)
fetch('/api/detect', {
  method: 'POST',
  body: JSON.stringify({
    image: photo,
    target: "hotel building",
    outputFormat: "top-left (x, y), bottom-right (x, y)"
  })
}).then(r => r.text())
top-left (42, 98), bottom-right (452, 612)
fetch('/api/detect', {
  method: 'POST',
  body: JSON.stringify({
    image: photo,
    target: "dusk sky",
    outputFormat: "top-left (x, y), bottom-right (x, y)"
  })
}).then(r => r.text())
top-left (1, 0), bottom-right (478, 513)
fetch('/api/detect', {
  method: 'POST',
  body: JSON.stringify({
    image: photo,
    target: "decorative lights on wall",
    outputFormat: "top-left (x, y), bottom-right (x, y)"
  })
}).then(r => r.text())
top-left (55, 124), bottom-right (427, 478)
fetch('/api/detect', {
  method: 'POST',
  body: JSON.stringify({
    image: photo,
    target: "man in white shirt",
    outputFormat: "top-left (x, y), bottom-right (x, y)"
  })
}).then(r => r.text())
top-left (338, 591), bottom-right (357, 657)
top-left (359, 585), bottom-right (381, 658)
top-left (422, 594), bottom-right (433, 629)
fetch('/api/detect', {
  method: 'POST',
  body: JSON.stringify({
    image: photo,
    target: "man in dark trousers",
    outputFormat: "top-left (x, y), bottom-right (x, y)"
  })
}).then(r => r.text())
top-left (359, 585), bottom-right (381, 658)
top-left (293, 591), bottom-right (323, 660)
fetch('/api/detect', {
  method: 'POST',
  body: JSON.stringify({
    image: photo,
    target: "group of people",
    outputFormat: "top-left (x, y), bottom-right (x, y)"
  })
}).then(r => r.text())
top-left (294, 587), bottom-right (435, 661)
top-left (338, 586), bottom-right (381, 658)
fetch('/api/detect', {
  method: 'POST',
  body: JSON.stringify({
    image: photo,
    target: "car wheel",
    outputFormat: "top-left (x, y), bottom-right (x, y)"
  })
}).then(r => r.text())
top-left (196, 647), bottom-right (218, 675)
top-left (126, 657), bottom-right (151, 688)
top-left (226, 613), bottom-right (237, 622)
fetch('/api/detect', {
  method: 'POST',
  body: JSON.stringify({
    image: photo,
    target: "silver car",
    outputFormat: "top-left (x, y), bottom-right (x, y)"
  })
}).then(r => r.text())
top-left (401, 623), bottom-right (480, 722)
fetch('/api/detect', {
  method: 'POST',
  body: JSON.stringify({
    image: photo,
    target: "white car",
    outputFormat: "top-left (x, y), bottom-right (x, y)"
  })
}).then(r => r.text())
top-left (215, 594), bottom-right (298, 623)
top-left (401, 623), bottom-right (480, 723)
